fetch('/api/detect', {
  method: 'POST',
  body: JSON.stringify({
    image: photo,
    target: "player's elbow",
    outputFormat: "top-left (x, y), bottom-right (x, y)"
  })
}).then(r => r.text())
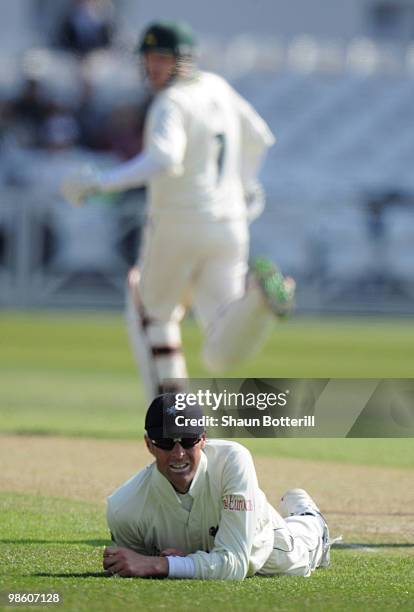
top-left (226, 553), bottom-right (249, 580)
top-left (149, 147), bottom-right (184, 176)
top-left (191, 550), bottom-right (249, 580)
top-left (218, 549), bottom-right (250, 581)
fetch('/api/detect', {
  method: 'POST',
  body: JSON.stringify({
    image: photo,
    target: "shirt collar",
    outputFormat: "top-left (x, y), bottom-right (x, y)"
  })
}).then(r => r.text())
top-left (187, 450), bottom-right (207, 498)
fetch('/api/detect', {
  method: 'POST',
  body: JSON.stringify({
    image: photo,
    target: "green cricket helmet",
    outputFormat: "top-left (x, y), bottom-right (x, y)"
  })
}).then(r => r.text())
top-left (138, 20), bottom-right (197, 57)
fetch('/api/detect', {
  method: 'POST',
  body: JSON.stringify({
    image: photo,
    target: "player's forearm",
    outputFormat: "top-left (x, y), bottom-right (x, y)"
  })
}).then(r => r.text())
top-left (188, 549), bottom-right (248, 580)
top-left (130, 554), bottom-right (170, 577)
top-left (166, 551), bottom-right (245, 580)
top-left (149, 556), bottom-right (169, 577)
top-left (97, 150), bottom-right (167, 193)
top-left (166, 555), bottom-right (196, 578)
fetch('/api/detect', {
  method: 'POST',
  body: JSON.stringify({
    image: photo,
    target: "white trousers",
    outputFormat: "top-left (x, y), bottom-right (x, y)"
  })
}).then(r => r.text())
top-left (259, 513), bottom-right (325, 577)
top-left (126, 216), bottom-right (274, 400)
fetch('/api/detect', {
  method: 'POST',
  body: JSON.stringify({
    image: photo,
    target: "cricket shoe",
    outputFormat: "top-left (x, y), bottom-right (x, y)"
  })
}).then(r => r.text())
top-left (280, 488), bottom-right (331, 568)
top-left (251, 257), bottom-right (295, 318)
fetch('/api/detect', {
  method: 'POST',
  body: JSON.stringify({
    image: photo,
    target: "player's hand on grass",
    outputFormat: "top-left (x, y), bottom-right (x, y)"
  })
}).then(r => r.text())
top-left (103, 546), bottom-right (169, 578)
top-left (61, 165), bottom-right (102, 206)
top-left (160, 548), bottom-right (186, 557)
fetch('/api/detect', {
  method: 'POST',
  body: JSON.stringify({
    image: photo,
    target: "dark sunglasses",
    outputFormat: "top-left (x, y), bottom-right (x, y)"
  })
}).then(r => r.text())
top-left (150, 437), bottom-right (201, 451)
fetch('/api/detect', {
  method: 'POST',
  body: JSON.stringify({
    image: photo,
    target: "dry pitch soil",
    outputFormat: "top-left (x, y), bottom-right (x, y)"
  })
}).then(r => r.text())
top-left (1, 435), bottom-right (413, 545)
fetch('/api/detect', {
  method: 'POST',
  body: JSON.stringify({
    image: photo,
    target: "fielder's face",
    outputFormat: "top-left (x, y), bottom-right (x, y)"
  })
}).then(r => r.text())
top-left (143, 51), bottom-right (178, 91)
top-left (145, 434), bottom-right (206, 493)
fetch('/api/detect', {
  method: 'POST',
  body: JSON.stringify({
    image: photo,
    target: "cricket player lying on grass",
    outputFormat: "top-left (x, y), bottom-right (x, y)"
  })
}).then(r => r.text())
top-left (103, 394), bottom-right (331, 580)
top-left (62, 20), bottom-right (295, 402)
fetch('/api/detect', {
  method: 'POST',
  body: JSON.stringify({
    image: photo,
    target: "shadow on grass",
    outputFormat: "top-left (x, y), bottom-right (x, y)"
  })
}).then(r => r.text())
top-left (334, 543), bottom-right (414, 549)
top-left (33, 572), bottom-right (110, 578)
top-left (33, 573), bottom-right (160, 579)
top-left (3, 539), bottom-right (413, 552)
top-left (3, 539), bottom-right (413, 549)
top-left (0, 539), bottom-right (109, 546)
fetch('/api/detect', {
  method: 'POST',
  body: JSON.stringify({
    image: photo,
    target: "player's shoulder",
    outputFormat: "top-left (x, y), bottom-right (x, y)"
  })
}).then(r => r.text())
top-left (198, 70), bottom-right (231, 87)
top-left (198, 71), bottom-right (238, 98)
top-left (205, 439), bottom-right (253, 462)
top-left (107, 463), bottom-right (154, 515)
top-left (163, 71), bottom-right (232, 100)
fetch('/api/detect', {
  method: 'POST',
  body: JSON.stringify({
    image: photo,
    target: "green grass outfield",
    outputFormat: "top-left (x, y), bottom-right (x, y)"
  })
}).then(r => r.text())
top-left (2, 311), bottom-right (414, 440)
top-left (0, 312), bottom-right (413, 465)
top-left (1, 493), bottom-right (413, 612)
top-left (1, 312), bottom-right (414, 611)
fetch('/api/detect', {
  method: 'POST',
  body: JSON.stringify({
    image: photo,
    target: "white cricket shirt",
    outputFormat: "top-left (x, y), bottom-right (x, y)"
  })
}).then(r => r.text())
top-left (145, 71), bottom-right (274, 220)
top-left (107, 439), bottom-right (283, 580)
top-left (98, 72), bottom-right (275, 222)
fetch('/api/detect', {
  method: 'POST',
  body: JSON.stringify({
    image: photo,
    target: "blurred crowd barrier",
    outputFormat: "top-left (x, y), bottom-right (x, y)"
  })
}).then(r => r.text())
top-left (1, 182), bottom-right (413, 313)
top-left (0, 183), bottom-right (145, 309)
top-left (251, 192), bottom-right (414, 315)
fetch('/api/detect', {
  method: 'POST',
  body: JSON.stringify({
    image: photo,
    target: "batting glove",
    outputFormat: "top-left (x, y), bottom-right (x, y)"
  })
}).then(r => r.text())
top-left (61, 165), bottom-right (102, 206)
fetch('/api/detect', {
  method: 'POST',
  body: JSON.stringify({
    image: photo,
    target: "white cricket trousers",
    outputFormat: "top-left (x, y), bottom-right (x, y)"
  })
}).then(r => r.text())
top-left (259, 512), bottom-right (325, 577)
top-left (126, 215), bottom-right (275, 400)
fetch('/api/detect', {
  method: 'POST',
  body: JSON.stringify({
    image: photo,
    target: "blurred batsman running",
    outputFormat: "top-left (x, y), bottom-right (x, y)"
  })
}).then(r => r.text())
top-left (103, 393), bottom-right (332, 579)
top-left (62, 21), bottom-right (295, 400)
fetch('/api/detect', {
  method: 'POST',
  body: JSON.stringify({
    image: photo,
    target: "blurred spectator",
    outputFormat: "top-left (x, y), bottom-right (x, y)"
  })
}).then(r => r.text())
top-left (75, 78), bottom-right (106, 149)
top-left (8, 77), bottom-right (52, 147)
top-left (42, 107), bottom-right (80, 151)
top-left (0, 101), bottom-right (14, 142)
top-left (102, 98), bottom-right (151, 160)
top-left (57, 0), bottom-right (114, 56)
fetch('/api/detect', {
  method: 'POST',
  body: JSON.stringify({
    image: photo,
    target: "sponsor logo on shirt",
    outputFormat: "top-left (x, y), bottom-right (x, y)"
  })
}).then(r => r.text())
top-left (223, 495), bottom-right (253, 511)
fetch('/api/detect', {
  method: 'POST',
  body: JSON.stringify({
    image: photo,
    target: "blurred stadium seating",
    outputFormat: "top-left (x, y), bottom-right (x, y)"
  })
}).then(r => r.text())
top-left (0, 35), bottom-right (413, 312)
